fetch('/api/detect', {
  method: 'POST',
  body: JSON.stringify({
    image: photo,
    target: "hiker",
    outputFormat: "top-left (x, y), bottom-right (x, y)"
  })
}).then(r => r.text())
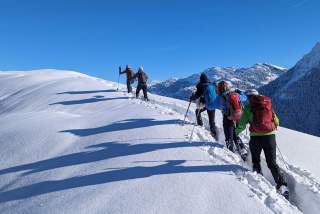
top-left (216, 80), bottom-right (248, 160)
top-left (190, 73), bottom-right (218, 138)
top-left (132, 66), bottom-right (149, 101)
top-left (119, 64), bottom-right (135, 93)
top-left (235, 89), bottom-right (289, 198)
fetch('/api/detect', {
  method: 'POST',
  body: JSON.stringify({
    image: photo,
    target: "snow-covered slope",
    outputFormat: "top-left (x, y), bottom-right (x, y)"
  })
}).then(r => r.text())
top-left (260, 42), bottom-right (320, 137)
top-left (149, 63), bottom-right (287, 100)
top-left (0, 70), bottom-right (319, 214)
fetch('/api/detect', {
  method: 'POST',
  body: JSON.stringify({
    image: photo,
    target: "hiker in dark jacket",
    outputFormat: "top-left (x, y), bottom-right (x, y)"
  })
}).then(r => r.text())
top-left (132, 66), bottom-right (149, 101)
top-left (190, 73), bottom-right (217, 138)
top-left (216, 80), bottom-right (247, 160)
top-left (119, 64), bottom-right (135, 93)
top-left (235, 89), bottom-right (289, 198)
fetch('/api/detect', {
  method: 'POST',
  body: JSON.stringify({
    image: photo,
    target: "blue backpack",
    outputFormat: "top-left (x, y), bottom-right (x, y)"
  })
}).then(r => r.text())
top-left (204, 83), bottom-right (218, 110)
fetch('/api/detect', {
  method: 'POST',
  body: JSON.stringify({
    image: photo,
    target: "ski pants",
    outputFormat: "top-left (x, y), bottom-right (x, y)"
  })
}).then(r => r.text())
top-left (195, 107), bottom-right (216, 135)
top-left (136, 83), bottom-right (148, 99)
top-left (126, 79), bottom-right (133, 93)
top-left (249, 135), bottom-right (287, 188)
top-left (223, 115), bottom-right (244, 150)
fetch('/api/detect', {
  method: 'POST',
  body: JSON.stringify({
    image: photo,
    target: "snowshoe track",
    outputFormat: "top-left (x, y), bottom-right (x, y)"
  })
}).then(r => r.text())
top-left (120, 90), bottom-right (306, 213)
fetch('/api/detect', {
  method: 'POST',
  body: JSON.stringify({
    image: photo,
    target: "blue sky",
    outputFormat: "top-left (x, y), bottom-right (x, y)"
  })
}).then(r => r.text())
top-left (0, 0), bottom-right (319, 82)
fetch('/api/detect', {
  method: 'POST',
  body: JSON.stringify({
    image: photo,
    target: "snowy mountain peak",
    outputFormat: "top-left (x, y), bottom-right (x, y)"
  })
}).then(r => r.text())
top-left (313, 42), bottom-right (320, 51)
top-left (150, 63), bottom-right (286, 100)
top-left (259, 43), bottom-right (320, 137)
top-left (260, 63), bottom-right (287, 71)
top-left (294, 42), bottom-right (320, 74)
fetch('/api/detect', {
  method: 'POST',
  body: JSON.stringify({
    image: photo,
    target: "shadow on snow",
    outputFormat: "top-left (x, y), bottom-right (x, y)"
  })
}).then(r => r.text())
top-left (57, 89), bottom-right (117, 95)
top-left (0, 159), bottom-right (243, 203)
top-left (60, 118), bottom-right (190, 137)
top-left (49, 96), bottom-right (128, 105)
top-left (0, 141), bottom-right (220, 175)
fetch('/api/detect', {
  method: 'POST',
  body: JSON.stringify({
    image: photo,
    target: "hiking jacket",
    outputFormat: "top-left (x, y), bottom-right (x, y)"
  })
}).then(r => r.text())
top-left (217, 90), bottom-right (247, 115)
top-left (120, 68), bottom-right (134, 79)
top-left (132, 70), bottom-right (148, 84)
top-left (235, 103), bottom-right (279, 136)
top-left (193, 81), bottom-right (209, 102)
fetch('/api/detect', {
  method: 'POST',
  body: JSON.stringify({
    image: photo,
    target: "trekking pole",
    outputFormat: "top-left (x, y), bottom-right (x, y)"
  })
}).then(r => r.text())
top-left (182, 100), bottom-right (192, 126)
top-left (188, 108), bottom-right (202, 143)
top-left (276, 144), bottom-right (289, 170)
top-left (117, 66), bottom-right (121, 91)
top-left (240, 158), bottom-right (246, 180)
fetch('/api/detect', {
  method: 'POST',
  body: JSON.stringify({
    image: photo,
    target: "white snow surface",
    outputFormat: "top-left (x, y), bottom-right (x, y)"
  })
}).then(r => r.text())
top-left (0, 70), bottom-right (319, 214)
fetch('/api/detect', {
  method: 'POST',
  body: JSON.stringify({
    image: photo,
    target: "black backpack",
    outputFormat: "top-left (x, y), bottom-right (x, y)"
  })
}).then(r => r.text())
top-left (138, 71), bottom-right (148, 83)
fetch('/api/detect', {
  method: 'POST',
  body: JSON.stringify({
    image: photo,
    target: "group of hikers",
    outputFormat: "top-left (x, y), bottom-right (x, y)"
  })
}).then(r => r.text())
top-left (189, 73), bottom-right (289, 199)
top-left (118, 65), bottom-right (289, 199)
top-left (119, 64), bottom-right (149, 101)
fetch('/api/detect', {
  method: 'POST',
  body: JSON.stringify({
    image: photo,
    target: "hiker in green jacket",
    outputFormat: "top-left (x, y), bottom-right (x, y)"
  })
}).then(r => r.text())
top-left (235, 89), bottom-right (289, 199)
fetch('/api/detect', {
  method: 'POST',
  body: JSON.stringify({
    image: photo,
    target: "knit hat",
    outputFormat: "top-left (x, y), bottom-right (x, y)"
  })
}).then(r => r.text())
top-left (246, 89), bottom-right (259, 96)
top-left (200, 73), bottom-right (209, 83)
top-left (138, 66), bottom-right (144, 72)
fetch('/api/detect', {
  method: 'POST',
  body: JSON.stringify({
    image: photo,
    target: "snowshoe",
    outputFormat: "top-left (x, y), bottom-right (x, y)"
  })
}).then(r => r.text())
top-left (277, 185), bottom-right (289, 200)
top-left (239, 148), bottom-right (248, 161)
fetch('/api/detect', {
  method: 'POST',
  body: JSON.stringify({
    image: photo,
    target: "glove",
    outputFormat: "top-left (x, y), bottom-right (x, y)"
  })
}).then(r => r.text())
top-left (189, 95), bottom-right (195, 101)
top-left (118, 66), bottom-right (121, 74)
top-left (234, 88), bottom-right (241, 94)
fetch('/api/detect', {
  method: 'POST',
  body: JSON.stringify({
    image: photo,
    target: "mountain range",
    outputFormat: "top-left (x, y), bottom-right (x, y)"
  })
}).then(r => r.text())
top-left (150, 42), bottom-right (320, 137)
top-left (149, 63), bottom-right (287, 100)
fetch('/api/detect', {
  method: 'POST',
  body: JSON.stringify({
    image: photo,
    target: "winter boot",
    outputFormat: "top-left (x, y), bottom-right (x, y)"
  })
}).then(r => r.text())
top-left (209, 126), bottom-right (217, 139)
top-left (210, 131), bottom-right (217, 140)
top-left (277, 185), bottom-right (289, 200)
top-left (226, 140), bottom-right (234, 152)
top-left (252, 163), bottom-right (263, 175)
top-left (235, 140), bottom-right (248, 161)
top-left (195, 109), bottom-right (203, 126)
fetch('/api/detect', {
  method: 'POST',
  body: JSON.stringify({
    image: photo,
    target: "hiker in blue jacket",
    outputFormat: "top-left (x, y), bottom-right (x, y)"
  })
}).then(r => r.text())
top-left (190, 73), bottom-right (218, 138)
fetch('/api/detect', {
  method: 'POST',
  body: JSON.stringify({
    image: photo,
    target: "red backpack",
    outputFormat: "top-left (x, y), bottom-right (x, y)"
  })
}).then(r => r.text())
top-left (249, 95), bottom-right (276, 133)
top-left (226, 92), bottom-right (242, 121)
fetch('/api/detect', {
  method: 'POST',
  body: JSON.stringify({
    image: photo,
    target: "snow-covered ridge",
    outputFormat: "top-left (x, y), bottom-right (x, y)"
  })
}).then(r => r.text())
top-left (294, 42), bottom-right (320, 74)
top-left (260, 42), bottom-right (320, 137)
top-left (0, 70), bottom-right (319, 214)
top-left (279, 42), bottom-right (320, 92)
top-left (149, 63), bottom-right (287, 100)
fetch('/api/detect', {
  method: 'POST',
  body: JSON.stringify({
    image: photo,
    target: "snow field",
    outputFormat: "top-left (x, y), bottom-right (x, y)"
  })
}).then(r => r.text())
top-left (0, 70), bottom-right (319, 213)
